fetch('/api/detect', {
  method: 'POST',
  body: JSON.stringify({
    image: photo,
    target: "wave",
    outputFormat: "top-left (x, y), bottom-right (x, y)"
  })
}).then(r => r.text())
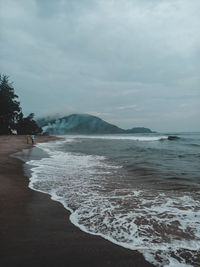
top-left (25, 139), bottom-right (200, 267)
top-left (61, 134), bottom-right (169, 142)
top-left (188, 143), bottom-right (200, 147)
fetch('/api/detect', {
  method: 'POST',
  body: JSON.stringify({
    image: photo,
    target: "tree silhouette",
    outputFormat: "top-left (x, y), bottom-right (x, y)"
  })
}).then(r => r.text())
top-left (16, 112), bottom-right (42, 134)
top-left (0, 75), bottom-right (42, 135)
top-left (0, 75), bottom-right (21, 134)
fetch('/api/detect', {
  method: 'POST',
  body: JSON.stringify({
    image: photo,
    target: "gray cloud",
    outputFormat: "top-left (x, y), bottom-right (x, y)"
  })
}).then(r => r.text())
top-left (0, 0), bottom-right (200, 131)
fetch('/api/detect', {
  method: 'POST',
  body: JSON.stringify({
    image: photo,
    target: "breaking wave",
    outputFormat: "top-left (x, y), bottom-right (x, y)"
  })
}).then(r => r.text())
top-left (60, 134), bottom-right (169, 142)
top-left (26, 137), bottom-right (200, 267)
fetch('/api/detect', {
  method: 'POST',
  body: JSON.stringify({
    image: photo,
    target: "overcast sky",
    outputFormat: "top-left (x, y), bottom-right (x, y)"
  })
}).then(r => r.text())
top-left (0, 0), bottom-right (199, 131)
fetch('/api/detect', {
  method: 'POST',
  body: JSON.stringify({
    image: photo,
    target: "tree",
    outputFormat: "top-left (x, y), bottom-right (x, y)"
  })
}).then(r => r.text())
top-left (16, 112), bottom-right (42, 135)
top-left (0, 75), bottom-right (42, 135)
top-left (0, 75), bottom-right (21, 134)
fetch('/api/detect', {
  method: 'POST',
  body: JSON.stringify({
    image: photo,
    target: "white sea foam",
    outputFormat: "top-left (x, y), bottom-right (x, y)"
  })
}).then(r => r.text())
top-left (59, 134), bottom-right (168, 142)
top-left (26, 138), bottom-right (200, 267)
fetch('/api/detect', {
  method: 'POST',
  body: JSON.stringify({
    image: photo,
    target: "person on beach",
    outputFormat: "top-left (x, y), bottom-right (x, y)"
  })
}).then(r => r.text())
top-left (31, 135), bottom-right (35, 145)
top-left (26, 135), bottom-right (30, 144)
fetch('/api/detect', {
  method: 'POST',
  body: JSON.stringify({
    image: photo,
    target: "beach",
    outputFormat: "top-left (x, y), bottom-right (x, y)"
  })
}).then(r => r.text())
top-left (0, 135), bottom-right (154, 267)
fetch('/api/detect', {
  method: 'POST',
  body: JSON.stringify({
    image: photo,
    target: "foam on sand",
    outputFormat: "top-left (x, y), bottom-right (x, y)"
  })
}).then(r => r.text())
top-left (26, 138), bottom-right (200, 267)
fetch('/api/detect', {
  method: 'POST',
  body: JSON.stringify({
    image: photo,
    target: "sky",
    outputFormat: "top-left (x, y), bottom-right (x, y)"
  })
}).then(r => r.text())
top-left (0, 0), bottom-right (200, 132)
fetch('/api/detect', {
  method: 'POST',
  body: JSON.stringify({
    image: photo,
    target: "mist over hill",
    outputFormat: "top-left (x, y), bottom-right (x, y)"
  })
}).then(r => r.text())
top-left (40, 114), bottom-right (153, 135)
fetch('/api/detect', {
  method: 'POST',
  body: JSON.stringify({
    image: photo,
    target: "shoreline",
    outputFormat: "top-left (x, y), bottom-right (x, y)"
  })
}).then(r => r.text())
top-left (0, 135), bottom-right (154, 267)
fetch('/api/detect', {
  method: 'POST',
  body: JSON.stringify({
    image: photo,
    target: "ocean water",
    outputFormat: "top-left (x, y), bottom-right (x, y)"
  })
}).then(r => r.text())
top-left (26, 133), bottom-right (200, 267)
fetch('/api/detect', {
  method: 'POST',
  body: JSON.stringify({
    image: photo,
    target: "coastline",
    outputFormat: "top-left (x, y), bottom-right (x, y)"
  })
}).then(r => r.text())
top-left (0, 135), bottom-right (154, 267)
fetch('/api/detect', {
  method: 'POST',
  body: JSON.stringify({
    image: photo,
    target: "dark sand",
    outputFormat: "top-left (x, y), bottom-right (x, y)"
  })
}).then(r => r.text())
top-left (0, 135), bottom-right (154, 267)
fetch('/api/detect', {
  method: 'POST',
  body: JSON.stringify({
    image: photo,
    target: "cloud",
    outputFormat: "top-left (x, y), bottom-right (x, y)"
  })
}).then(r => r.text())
top-left (0, 0), bottom-right (199, 131)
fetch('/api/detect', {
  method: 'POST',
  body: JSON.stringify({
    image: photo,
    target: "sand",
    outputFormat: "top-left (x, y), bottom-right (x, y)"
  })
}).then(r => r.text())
top-left (0, 135), bottom-right (154, 267)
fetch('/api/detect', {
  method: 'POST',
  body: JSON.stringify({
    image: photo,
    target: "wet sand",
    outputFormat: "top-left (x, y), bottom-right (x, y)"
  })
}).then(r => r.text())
top-left (0, 135), bottom-right (154, 267)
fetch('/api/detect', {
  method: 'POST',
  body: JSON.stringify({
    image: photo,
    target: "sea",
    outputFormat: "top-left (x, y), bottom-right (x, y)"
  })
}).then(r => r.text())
top-left (24, 132), bottom-right (200, 267)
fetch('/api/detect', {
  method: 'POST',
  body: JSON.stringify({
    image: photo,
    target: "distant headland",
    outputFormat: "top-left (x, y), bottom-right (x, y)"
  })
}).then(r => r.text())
top-left (37, 114), bottom-right (154, 135)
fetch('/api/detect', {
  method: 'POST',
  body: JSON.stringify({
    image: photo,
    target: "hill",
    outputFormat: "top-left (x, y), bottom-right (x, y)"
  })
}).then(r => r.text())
top-left (41, 114), bottom-right (153, 135)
